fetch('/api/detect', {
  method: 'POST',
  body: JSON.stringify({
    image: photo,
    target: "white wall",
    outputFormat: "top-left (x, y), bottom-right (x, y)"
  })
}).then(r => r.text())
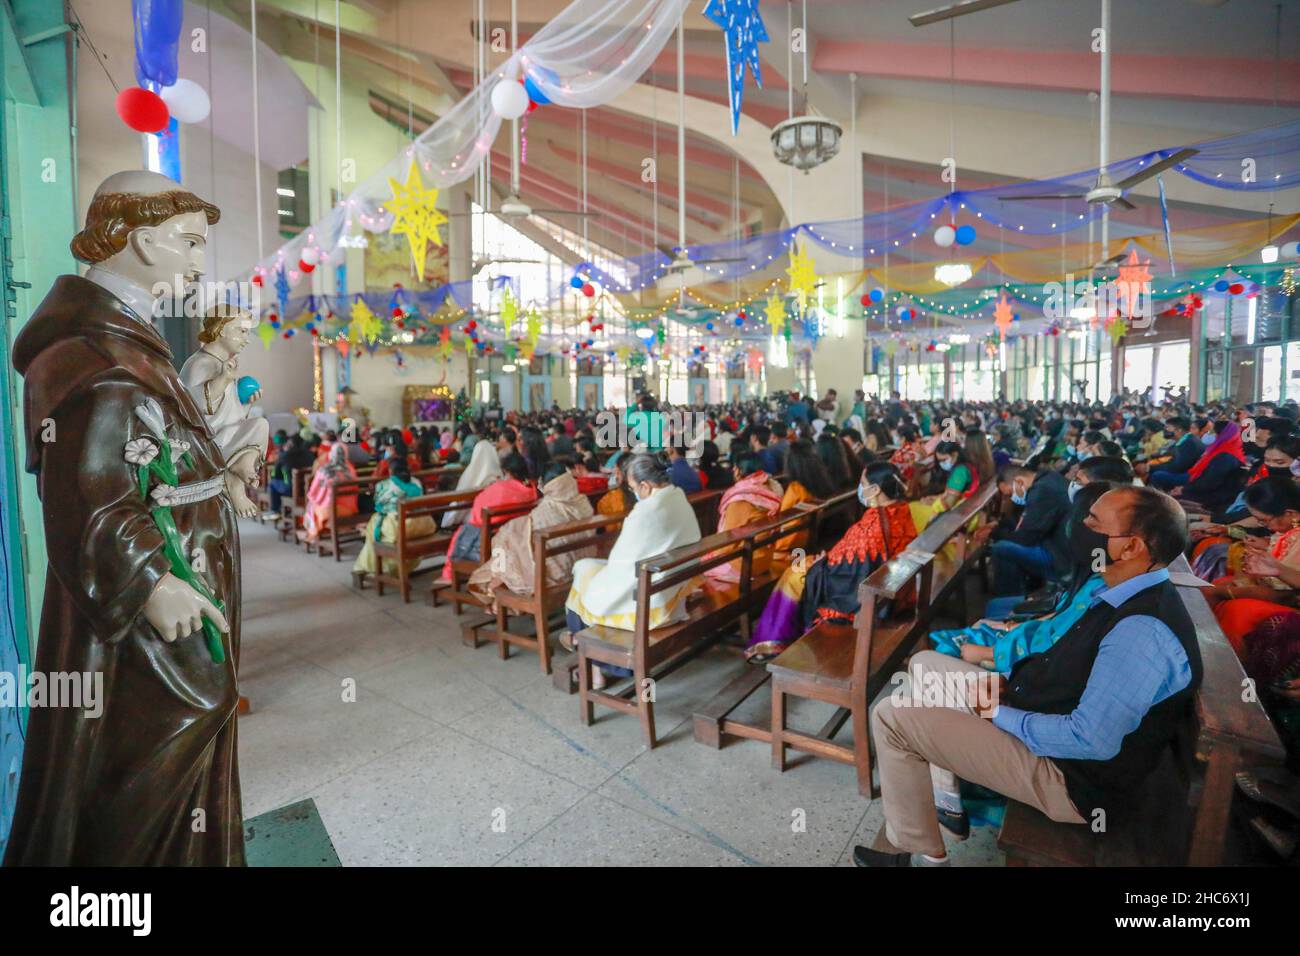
top-left (332, 346), bottom-right (470, 428)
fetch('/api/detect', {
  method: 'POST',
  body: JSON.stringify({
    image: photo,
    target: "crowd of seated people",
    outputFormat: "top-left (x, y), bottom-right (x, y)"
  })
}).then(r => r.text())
top-left (263, 384), bottom-right (1300, 862)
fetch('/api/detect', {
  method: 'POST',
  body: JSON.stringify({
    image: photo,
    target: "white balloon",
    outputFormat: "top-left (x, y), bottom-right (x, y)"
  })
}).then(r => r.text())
top-left (1281, 241), bottom-right (1300, 260)
top-left (491, 79), bottom-right (530, 120)
top-left (934, 224), bottom-right (956, 248)
top-left (300, 245), bottom-right (321, 266)
top-left (160, 79), bottom-right (210, 124)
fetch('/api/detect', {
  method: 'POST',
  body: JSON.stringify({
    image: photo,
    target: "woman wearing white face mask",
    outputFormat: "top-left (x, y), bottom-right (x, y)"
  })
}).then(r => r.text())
top-left (745, 462), bottom-right (931, 662)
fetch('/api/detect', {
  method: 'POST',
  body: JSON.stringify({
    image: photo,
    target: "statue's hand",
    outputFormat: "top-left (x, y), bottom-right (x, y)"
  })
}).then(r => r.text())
top-left (143, 572), bottom-right (228, 643)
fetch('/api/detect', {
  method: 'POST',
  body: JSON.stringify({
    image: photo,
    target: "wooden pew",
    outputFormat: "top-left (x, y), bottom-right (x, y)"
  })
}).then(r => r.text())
top-left (480, 511), bottom-right (628, 674)
top-left (280, 467), bottom-right (311, 547)
top-left (368, 489), bottom-right (481, 601)
top-left (317, 467), bottom-right (446, 561)
top-left (574, 504), bottom-right (828, 748)
top-left (692, 484), bottom-right (1000, 797)
top-left (997, 555), bottom-right (1287, 867)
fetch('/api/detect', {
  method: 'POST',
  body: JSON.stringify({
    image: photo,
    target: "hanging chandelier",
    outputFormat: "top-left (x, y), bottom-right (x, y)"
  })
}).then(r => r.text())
top-left (771, 115), bottom-right (842, 173)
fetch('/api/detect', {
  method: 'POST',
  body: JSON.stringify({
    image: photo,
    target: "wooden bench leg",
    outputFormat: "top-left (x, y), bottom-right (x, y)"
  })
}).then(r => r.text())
top-left (1188, 746), bottom-right (1240, 866)
top-left (398, 557), bottom-right (411, 603)
top-left (577, 651), bottom-right (594, 725)
top-left (495, 605), bottom-right (510, 660)
top-left (375, 556), bottom-right (386, 597)
top-left (852, 699), bottom-right (874, 799)
top-left (534, 608), bottom-right (551, 675)
top-left (636, 668), bottom-right (657, 749)
top-left (771, 681), bottom-right (787, 772)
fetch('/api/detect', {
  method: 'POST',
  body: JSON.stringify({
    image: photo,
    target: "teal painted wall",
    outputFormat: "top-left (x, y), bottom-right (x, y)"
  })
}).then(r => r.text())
top-left (1, 0), bottom-right (75, 853)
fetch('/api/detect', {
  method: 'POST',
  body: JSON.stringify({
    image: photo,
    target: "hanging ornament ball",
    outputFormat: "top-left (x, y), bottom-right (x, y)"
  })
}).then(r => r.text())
top-left (467, 320), bottom-right (477, 330)
top-left (738, 310), bottom-right (747, 320)
top-left (954, 224), bottom-right (977, 246)
top-left (570, 275), bottom-right (584, 289)
top-left (860, 293), bottom-right (872, 307)
top-left (392, 307), bottom-right (403, 318)
top-left (251, 274), bottom-right (264, 287)
top-left (298, 259), bottom-right (316, 274)
top-left (236, 376), bottom-right (261, 404)
top-left (734, 316), bottom-right (744, 327)
top-left (310, 327), bottom-right (319, 337)
top-left (869, 287), bottom-right (884, 303)
top-left (581, 283), bottom-right (595, 297)
top-left (159, 79), bottom-right (211, 124)
top-left (705, 322), bottom-right (714, 330)
top-left (300, 246), bottom-right (321, 266)
top-left (1229, 282), bottom-right (1244, 295)
top-left (491, 78), bottom-right (530, 120)
top-left (116, 87), bottom-right (170, 133)
top-left (1013, 313), bottom-right (1021, 321)
top-left (934, 224), bottom-right (956, 248)
top-left (896, 306), bottom-right (909, 318)
top-left (1213, 279), bottom-right (1230, 292)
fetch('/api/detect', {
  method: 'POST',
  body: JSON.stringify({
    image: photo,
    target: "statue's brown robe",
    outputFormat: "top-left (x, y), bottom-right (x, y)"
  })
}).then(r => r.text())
top-left (6, 275), bottom-right (244, 865)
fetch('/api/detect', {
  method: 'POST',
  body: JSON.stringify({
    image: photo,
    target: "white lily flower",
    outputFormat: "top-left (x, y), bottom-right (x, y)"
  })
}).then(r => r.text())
top-left (132, 399), bottom-right (168, 441)
top-left (150, 484), bottom-right (177, 507)
top-left (124, 437), bottom-right (159, 466)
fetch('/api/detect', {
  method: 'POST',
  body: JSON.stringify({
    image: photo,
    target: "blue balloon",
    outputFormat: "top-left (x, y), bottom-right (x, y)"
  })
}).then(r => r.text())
top-left (869, 288), bottom-right (884, 303)
top-left (570, 275), bottom-right (584, 289)
top-left (237, 375), bottom-right (261, 404)
top-left (1213, 279), bottom-right (1230, 292)
top-left (523, 66), bottom-right (559, 106)
top-left (954, 224), bottom-right (977, 246)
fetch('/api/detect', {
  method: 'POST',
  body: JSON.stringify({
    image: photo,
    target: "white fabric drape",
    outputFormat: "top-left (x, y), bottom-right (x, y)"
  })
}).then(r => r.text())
top-left (238, 0), bottom-right (692, 283)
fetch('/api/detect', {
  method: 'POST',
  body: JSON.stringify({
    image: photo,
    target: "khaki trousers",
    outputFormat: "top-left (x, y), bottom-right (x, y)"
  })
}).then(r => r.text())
top-left (871, 650), bottom-right (1085, 857)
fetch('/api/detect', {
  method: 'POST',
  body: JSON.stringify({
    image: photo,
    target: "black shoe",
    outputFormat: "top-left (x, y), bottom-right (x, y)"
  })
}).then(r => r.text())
top-left (853, 845), bottom-right (912, 867)
top-left (937, 808), bottom-right (970, 840)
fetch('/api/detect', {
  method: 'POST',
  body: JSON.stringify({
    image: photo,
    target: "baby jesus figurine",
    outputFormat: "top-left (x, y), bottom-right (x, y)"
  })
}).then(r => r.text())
top-left (180, 304), bottom-right (269, 517)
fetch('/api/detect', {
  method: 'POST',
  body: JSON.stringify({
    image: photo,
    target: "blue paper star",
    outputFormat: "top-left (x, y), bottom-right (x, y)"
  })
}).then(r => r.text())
top-left (703, 0), bottom-right (769, 136)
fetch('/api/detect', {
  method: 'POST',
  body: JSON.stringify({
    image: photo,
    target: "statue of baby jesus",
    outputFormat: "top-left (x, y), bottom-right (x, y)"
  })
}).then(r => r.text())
top-left (180, 304), bottom-right (270, 517)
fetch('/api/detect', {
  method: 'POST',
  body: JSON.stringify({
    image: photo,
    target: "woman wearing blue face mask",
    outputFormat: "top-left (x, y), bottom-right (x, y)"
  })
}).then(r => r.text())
top-left (929, 440), bottom-right (978, 512)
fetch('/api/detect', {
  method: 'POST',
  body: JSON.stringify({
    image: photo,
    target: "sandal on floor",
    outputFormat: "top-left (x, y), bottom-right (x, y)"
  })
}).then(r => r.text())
top-left (1235, 769), bottom-right (1300, 822)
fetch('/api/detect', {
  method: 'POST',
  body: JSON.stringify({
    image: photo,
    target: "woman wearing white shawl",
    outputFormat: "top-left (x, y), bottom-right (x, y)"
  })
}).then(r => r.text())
top-left (442, 438), bottom-right (504, 528)
top-left (564, 454), bottom-right (701, 637)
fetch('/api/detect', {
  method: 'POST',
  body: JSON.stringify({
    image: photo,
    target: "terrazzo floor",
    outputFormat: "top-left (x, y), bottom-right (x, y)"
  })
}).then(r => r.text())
top-left (235, 518), bottom-right (1005, 867)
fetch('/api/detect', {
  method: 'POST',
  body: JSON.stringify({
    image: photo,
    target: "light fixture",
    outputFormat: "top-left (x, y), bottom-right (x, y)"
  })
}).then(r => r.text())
top-left (501, 362), bottom-right (517, 372)
top-left (1262, 244), bottom-right (1280, 264)
top-left (635, 327), bottom-right (655, 340)
top-left (934, 263), bottom-right (973, 287)
top-left (771, 115), bottom-right (842, 173)
top-left (949, 333), bottom-right (971, 345)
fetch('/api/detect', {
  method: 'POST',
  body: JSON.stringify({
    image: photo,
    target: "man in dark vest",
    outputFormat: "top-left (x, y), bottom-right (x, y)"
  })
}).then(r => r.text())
top-left (855, 485), bottom-right (1200, 866)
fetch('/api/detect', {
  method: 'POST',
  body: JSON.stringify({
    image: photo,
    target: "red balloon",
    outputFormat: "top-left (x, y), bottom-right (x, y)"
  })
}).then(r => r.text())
top-left (298, 259), bottom-right (316, 274)
top-left (391, 307), bottom-right (403, 317)
top-left (1228, 283), bottom-right (1244, 295)
top-left (251, 274), bottom-right (264, 287)
top-left (116, 87), bottom-right (170, 133)
top-left (581, 283), bottom-right (595, 297)
top-left (860, 294), bottom-right (871, 307)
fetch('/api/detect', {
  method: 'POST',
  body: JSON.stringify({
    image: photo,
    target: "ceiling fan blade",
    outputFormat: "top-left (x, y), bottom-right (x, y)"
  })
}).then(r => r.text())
top-left (910, 0), bottom-right (1023, 27)
top-left (997, 192), bottom-right (1087, 201)
top-left (1113, 148), bottom-right (1200, 191)
top-left (1112, 196), bottom-right (1138, 211)
top-left (656, 244), bottom-right (678, 259)
top-left (697, 256), bottom-right (748, 264)
top-left (530, 208), bottom-right (598, 217)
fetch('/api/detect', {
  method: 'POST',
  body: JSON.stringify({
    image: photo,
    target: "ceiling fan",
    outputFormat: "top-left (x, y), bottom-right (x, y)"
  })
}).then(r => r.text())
top-left (448, 194), bottom-right (599, 221)
top-left (913, 0), bottom-right (1201, 261)
top-left (471, 256), bottom-right (544, 275)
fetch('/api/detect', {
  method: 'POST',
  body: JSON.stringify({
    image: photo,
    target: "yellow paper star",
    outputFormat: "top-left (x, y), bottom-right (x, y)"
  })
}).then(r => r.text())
top-left (785, 245), bottom-right (817, 312)
top-left (764, 293), bottom-right (786, 336)
top-left (383, 162), bottom-right (448, 279)
top-left (525, 308), bottom-right (542, 346)
top-left (500, 286), bottom-right (518, 337)
top-left (993, 293), bottom-right (1014, 338)
top-left (1107, 315), bottom-right (1128, 345)
top-left (350, 298), bottom-right (382, 344)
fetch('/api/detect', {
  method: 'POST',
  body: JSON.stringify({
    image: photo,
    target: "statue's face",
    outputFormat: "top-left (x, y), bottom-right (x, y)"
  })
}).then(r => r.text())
top-left (131, 210), bottom-right (209, 285)
top-left (219, 316), bottom-right (254, 353)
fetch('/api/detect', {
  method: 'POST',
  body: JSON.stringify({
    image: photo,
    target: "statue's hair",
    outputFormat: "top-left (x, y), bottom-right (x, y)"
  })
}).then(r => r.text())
top-left (198, 303), bottom-right (251, 345)
top-left (70, 189), bottom-right (221, 264)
